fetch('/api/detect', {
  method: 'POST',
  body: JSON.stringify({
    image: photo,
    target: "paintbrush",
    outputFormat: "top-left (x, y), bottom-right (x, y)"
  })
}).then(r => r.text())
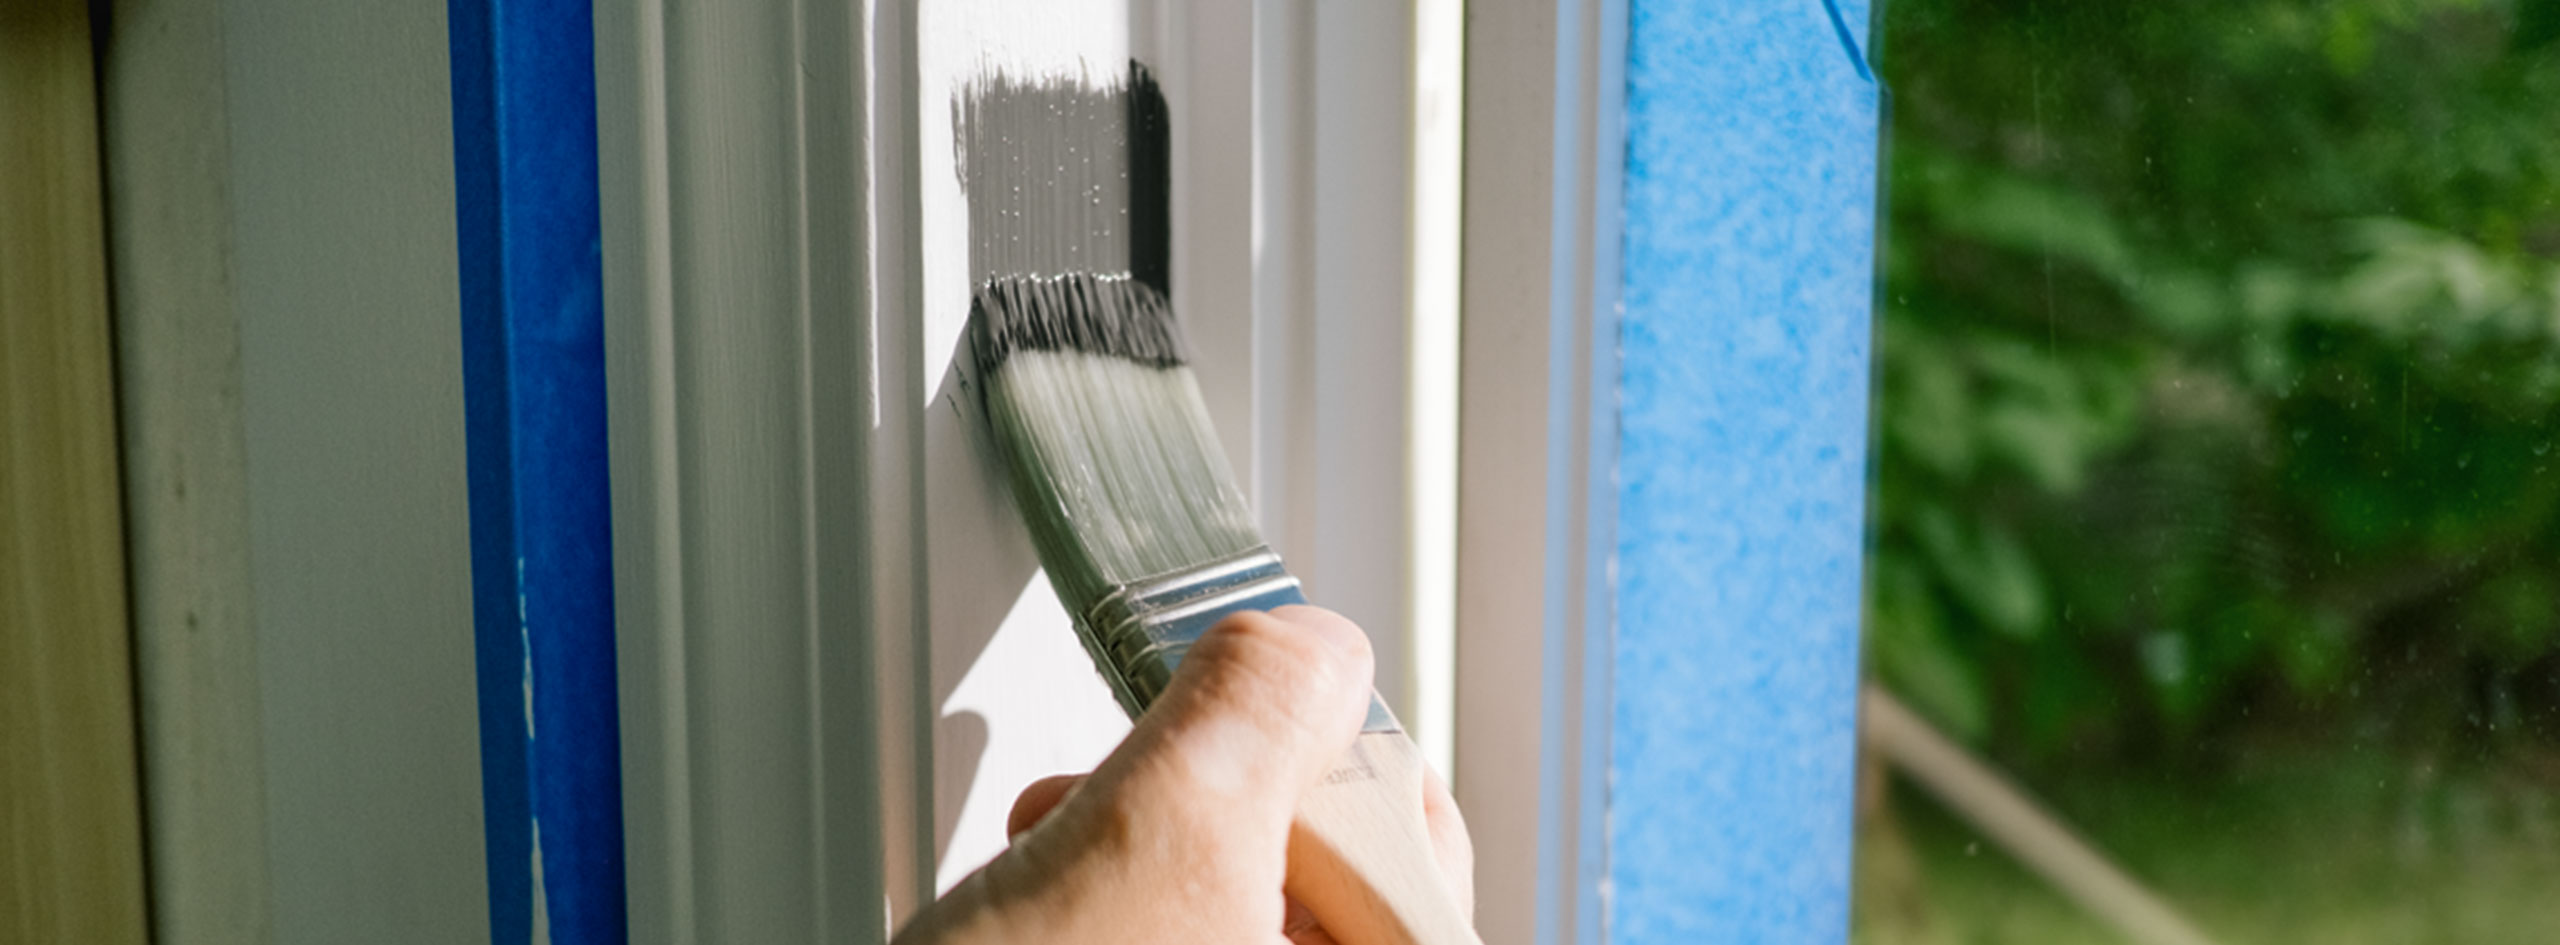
top-left (955, 64), bottom-right (1477, 945)
top-left (967, 271), bottom-right (1481, 945)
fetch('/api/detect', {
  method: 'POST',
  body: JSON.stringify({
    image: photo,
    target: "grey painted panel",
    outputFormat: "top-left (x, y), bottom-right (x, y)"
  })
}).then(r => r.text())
top-left (221, 0), bottom-right (489, 940)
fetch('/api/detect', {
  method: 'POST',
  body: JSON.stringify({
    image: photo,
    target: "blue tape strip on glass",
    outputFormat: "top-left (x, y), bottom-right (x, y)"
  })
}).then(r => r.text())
top-left (1609, 1), bottom-right (1880, 941)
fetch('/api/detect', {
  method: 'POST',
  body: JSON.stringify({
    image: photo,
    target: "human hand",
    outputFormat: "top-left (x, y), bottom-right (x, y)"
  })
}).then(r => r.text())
top-left (890, 605), bottom-right (1475, 945)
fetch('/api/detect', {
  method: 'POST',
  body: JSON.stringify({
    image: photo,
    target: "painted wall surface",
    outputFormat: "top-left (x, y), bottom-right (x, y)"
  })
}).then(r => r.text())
top-left (1610, 0), bottom-right (1878, 941)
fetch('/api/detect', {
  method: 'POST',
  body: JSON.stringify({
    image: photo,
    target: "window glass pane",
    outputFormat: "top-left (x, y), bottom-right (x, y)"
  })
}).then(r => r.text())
top-left (1855, 2), bottom-right (2560, 942)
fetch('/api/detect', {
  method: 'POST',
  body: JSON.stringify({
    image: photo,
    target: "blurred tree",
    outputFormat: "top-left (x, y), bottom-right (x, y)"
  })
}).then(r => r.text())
top-left (1867, 0), bottom-right (2560, 769)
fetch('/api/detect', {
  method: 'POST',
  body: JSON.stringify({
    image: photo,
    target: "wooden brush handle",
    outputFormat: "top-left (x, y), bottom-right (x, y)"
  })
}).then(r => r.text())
top-left (1285, 730), bottom-right (1484, 945)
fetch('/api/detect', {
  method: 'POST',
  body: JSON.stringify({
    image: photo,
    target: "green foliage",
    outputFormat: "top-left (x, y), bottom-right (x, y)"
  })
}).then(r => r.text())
top-left (1867, 0), bottom-right (2560, 765)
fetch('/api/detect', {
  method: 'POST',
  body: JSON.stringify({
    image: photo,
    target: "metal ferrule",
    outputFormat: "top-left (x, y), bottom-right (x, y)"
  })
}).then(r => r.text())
top-left (1076, 546), bottom-right (1401, 733)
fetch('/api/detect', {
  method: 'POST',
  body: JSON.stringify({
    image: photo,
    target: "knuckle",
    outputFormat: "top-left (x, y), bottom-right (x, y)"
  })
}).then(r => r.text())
top-left (1201, 626), bottom-right (1301, 701)
top-left (1200, 610), bottom-right (1361, 703)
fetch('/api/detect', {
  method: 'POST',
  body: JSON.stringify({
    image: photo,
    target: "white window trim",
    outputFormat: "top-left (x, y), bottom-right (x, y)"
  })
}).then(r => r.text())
top-left (1455, 1), bottom-right (1628, 944)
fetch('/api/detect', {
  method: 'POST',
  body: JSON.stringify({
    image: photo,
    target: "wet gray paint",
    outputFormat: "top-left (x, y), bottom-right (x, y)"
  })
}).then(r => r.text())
top-left (952, 63), bottom-right (1170, 294)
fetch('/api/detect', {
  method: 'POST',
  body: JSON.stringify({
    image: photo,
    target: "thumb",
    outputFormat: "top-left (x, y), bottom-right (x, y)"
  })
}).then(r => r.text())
top-left (1111, 605), bottom-right (1377, 828)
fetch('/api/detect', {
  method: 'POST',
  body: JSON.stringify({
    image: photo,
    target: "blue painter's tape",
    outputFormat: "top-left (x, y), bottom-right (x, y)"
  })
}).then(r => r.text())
top-left (449, 0), bottom-right (625, 941)
top-left (1610, 1), bottom-right (1879, 942)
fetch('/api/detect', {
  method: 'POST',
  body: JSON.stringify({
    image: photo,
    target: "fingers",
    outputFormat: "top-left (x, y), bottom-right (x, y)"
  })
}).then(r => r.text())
top-left (902, 605), bottom-right (1381, 945)
top-left (1007, 774), bottom-right (1085, 840)
top-left (1281, 899), bottom-right (1340, 945)
top-left (1005, 775), bottom-right (1361, 945)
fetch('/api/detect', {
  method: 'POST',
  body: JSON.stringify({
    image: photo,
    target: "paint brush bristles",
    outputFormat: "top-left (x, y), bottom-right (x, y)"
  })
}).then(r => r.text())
top-left (957, 62), bottom-right (1250, 618)
top-left (970, 274), bottom-right (1260, 616)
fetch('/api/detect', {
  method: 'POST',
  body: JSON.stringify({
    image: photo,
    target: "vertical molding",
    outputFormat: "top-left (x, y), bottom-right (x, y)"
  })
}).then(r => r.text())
top-left (0, 3), bottom-right (150, 942)
top-left (1606, 1), bottom-right (1878, 941)
top-left (1306, 0), bottom-right (1421, 719)
top-left (864, 0), bottom-right (937, 923)
top-left (1250, 0), bottom-right (1315, 563)
top-left (1406, 0), bottom-right (1468, 785)
top-left (1251, 0), bottom-right (1440, 742)
top-left (595, 0), bottom-right (884, 939)
top-left (98, 0), bottom-right (277, 940)
top-left (593, 1), bottom-right (690, 938)
top-left (657, 0), bottom-right (818, 935)
top-left (1454, 0), bottom-right (1621, 943)
top-left (800, 0), bottom-right (888, 940)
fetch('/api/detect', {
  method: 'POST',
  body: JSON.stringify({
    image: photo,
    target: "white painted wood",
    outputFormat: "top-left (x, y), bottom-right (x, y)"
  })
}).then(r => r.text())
top-left (218, 0), bottom-right (491, 939)
top-left (1251, 0), bottom-right (1317, 566)
top-left (97, 0), bottom-right (276, 940)
top-left (1306, 0), bottom-right (1421, 732)
top-left (593, 0), bottom-right (885, 941)
top-left (865, 0), bottom-right (938, 924)
top-left (1252, 0), bottom-right (1455, 768)
top-left (1454, 1), bottom-right (1627, 944)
